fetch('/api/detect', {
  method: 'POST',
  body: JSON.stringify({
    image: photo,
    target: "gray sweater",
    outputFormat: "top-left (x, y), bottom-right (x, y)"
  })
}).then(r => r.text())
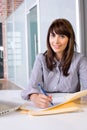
top-left (22, 52), bottom-right (87, 100)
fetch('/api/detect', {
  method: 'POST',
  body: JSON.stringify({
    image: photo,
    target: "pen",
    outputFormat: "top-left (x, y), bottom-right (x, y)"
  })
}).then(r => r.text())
top-left (38, 83), bottom-right (54, 106)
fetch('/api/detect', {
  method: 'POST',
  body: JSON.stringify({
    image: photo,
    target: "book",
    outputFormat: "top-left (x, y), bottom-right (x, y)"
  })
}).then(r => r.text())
top-left (20, 89), bottom-right (87, 116)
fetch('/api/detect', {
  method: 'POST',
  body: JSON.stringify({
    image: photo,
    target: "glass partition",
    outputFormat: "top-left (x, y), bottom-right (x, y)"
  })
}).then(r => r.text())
top-left (27, 5), bottom-right (38, 76)
top-left (6, 2), bottom-right (28, 88)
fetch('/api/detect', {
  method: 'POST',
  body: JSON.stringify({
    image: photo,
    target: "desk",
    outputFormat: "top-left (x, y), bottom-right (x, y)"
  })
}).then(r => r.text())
top-left (0, 79), bottom-right (22, 90)
top-left (0, 90), bottom-right (87, 130)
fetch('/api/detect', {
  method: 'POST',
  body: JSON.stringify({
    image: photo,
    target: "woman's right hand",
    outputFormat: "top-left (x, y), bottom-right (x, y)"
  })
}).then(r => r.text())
top-left (30, 93), bottom-right (52, 108)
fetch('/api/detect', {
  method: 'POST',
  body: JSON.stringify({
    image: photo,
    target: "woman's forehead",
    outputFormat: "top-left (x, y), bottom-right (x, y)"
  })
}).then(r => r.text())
top-left (49, 28), bottom-right (70, 37)
top-left (49, 29), bottom-right (65, 34)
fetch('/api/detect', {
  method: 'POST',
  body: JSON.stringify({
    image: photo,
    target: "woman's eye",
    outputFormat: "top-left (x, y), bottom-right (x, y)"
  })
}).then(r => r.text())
top-left (60, 35), bottom-right (65, 38)
top-left (50, 33), bottom-right (55, 37)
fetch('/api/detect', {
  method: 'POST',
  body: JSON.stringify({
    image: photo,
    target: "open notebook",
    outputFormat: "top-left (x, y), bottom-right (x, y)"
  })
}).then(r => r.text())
top-left (20, 89), bottom-right (87, 116)
top-left (0, 100), bottom-right (23, 116)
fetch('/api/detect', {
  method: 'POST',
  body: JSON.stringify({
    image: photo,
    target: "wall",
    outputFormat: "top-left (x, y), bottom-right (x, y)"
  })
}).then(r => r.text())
top-left (26, 0), bottom-right (37, 9)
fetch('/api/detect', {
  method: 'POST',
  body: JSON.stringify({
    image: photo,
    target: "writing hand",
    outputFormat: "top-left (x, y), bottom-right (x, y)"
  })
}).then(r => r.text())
top-left (30, 93), bottom-right (53, 108)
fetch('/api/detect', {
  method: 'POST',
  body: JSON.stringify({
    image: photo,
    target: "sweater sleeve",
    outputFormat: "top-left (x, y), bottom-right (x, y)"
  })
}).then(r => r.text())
top-left (78, 55), bottom-right (87, 90)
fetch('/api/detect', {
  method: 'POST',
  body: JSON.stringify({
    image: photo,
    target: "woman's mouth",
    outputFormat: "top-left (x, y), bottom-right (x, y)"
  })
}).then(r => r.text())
top-left (53, 45), bottom-right (61, 49)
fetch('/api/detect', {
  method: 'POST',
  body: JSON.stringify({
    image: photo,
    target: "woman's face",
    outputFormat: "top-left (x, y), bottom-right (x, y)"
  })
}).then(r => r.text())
top-left (49, 31), bottom-right (69, 59)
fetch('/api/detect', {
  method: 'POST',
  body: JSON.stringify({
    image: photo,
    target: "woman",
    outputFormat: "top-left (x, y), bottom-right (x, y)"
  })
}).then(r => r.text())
top-left (22, 18), bottom-right (87, 108)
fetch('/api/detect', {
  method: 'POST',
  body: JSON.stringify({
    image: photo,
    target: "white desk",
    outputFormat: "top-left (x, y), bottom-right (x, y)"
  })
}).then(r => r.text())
top-left (0, 90), bottom-right (87, 130)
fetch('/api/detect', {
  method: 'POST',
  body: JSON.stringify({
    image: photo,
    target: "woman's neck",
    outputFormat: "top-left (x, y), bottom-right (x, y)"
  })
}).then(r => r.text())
top-left (55, 53), bottom-right (62, 61)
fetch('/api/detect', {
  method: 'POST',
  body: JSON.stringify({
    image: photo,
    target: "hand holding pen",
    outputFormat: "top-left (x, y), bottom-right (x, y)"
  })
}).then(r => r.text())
top-left (38, 83), bottom-right (54, 106)
top-left (30, 83), bottom-right (54, 108)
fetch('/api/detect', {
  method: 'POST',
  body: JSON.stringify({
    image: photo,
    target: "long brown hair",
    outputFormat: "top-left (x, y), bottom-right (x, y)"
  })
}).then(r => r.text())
top-left (44, 18), bottom-right (76, 76)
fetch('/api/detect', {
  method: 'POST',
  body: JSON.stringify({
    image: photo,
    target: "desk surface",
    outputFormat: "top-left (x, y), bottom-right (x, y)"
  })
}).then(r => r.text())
top-left (0, 79), bottom-right (22, 90)
top-left (0, 90), bottom-right (87, 130)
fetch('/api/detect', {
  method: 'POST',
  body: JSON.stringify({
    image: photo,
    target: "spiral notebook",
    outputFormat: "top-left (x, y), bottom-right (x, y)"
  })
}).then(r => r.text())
top-left (20, 89), bottom-right (87, 116)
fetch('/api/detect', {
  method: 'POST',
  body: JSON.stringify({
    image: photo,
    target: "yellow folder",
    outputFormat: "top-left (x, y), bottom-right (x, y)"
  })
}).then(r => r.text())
top-left (20, 89), bottom-right (87, 116)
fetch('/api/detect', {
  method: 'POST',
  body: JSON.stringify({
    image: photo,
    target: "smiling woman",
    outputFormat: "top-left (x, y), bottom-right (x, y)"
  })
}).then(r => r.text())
top-left (49, 33), bottom-right (69, 61)
top-left (46, 18), bottom-right (76, 76)
top-left (22, 18), bottom-right (87, 109)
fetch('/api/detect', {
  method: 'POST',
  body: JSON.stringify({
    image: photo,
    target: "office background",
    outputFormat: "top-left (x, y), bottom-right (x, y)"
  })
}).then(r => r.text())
top-left (0, 0), bottom-right (87, 89)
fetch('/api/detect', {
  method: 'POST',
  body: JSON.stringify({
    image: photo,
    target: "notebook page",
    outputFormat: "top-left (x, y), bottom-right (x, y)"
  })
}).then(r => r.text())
top-left (29, 102), bottom-right (80, 116)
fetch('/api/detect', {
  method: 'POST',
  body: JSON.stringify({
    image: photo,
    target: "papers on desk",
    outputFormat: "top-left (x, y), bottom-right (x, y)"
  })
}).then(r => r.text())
top-left (20, 89), bottom-right (87, 116)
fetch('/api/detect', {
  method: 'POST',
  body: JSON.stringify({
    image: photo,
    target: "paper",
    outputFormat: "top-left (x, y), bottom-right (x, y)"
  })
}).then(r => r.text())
top-left (29, 102), bottom-right (80, 116)
top-left (20, 89), bottom-right (87, 116)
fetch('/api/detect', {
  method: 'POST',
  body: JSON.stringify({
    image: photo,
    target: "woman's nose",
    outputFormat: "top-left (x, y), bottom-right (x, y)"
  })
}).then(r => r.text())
top-left (55, 36), bottom-right (59, 44)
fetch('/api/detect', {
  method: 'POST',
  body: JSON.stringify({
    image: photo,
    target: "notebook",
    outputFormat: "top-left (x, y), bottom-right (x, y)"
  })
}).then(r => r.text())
top-left (0, 100), bottom-right (22, 116)
top-left (20, 89), bottom-right (87, 116)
